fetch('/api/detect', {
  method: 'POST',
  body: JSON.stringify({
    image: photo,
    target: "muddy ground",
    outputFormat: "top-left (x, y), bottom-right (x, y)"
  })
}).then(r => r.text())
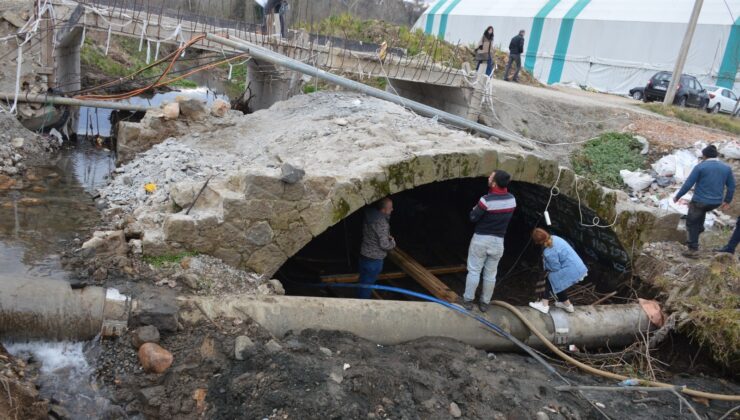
top-left (90, 316), bottom-right (740, 420)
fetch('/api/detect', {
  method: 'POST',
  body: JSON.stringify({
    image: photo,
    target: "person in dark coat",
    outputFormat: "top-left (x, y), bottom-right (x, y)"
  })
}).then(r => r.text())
top-left (476, 26), bottom-right (495, 76)
top-left (503, 30), bottom-right (525, 82)
top-left (358, 198), bottom-right (396, 299)
top-left (674, 144), bottom-right (735, 257)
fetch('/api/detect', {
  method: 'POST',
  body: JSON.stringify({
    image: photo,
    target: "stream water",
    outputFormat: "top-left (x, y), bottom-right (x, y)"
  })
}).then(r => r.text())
top-left (1, 88), bottom-right (228, 419)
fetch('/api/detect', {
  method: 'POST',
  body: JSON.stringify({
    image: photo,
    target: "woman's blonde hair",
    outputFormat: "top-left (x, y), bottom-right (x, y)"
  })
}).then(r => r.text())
top-left (532, 228), bottom-right (553, 248)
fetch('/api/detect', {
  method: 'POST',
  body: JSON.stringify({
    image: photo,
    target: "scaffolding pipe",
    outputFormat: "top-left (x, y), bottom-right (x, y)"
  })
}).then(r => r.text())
top-left (0, 92), bottom-right (152, 112)
top-left (184, 295), bottom-right (652, 351)
top-left (204, 33), bottom-right (526, 145)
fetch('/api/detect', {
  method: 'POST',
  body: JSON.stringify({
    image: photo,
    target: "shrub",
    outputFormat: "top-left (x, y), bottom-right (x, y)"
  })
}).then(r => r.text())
top-left (571, 132), bottom-right (645, 189)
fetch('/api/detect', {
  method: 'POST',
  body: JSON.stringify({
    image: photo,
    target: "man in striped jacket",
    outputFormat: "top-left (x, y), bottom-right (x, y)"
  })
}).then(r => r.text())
top-left (462, 170), bottom-right (516, 312)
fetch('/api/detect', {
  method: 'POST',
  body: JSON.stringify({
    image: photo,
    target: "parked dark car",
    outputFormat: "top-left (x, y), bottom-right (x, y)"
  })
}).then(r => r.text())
top-left (643, 71), bottom-right (709, 108)
top-left (629, 87), bottom-right (645, 100)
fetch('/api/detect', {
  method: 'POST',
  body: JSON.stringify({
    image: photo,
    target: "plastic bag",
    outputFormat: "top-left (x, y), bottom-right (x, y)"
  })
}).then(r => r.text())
top-left (720, 142), bottom-right (740, 159)
top-left (651, 150), bottom-right (698, 183)
top-left (620, 170), bottom-right (653, 191)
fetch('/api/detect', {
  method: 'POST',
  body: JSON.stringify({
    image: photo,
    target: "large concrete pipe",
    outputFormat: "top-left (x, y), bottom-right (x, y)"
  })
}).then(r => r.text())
top-left (0, 276), bottom-right (131, 341)
top-left (183, 295), bottom-right (653, 351)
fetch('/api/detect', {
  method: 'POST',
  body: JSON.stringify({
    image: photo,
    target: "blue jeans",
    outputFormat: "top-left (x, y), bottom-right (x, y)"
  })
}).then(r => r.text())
top-left (358, 256), bottom-right (384, 299)
top-left (722, 216), bottom-right (740, 252)
top-left (464, 234), bottom-right (504, 304)
top-left (476, 57), bottom-right (493, 76)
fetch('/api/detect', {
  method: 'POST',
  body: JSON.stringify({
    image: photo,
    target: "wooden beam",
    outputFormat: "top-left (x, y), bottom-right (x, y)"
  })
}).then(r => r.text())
top-left (320, 265), bottom-right (467, 284)
top-left (387, 248), bottom-right (459, 302)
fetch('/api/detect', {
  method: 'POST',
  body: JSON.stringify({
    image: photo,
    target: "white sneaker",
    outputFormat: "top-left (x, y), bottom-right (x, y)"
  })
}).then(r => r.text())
top-left (529, 301), bottom-right (550, 314)
top-left (555, 301), bottom-right (575, 313)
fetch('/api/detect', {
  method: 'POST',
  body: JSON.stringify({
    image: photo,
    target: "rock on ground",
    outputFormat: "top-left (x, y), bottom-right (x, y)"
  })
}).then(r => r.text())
top-left (0, 113), bottom-right (60, 179)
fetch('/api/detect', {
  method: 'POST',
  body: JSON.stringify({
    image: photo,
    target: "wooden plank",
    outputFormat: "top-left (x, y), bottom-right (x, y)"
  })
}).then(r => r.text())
top-left (387, 248), bottom-right (459, 302)
top-left (320, 265), bottom-right (467, 284)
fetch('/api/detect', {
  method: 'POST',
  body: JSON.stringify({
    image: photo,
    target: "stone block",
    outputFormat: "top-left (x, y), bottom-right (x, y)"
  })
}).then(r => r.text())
top-left (274, 222), bottom-right (312, 257)
top-left (246, 221), bottom-right (274, 246)
top-left (242, 174), bottom-right (285, 199)
top-left (246, 244), bottom-right (287, 276)
top-left (176, 97), bottom-right (207, 120)
top-left (283, 182), bottom-right (305, 201)
top-left (212, 247), bottom-right (242, 267)
top-left (478, 149), bottom-right (498, 177)
top-left (300, 201), bottom-right (335, 237)
top-left (163, 214), bottom-right (198, 243)
top-left (303, 176), bottom-right (337, 201)
top-left (497, 153), bottom-right (526, 180)
top-left (81, 230), bottom-right (128, 257)
top-left (131, 325), bottom-right (160, 349)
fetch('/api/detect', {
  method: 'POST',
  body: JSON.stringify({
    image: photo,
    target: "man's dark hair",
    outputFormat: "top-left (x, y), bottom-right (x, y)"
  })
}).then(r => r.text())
top-left (494, 170), bottom-right (512, 188)
top-left (374, 197), bottom-right (392, 211)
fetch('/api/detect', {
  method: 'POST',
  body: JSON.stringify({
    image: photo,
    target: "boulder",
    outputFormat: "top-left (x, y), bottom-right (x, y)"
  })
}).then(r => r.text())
top-left (81, 231), bottom-right (128, 257)
top-left (280, 163), bottom-right (305, 184)
top-left (265, 339), bottom-right (283, 354)
top-left (234, 335), bottom-right (256, 360)
top-left (163, 102), bottom-right (180, 120)
top-left (449, 402), bottom-right (462, 418)
top-left (210, 99), bottom-right (231, 117)
top-left (0, 174), bottom-right (16, 190)
top-left (131, 325), bottom-right (160, 349)
top-left (177, 97), bottom-right (207, 120)
top-left (138, 343), bottom-right (173, 374)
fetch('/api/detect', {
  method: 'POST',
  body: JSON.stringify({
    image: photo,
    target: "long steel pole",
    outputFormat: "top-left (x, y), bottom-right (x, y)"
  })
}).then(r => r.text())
top-left (204, 33), bottom-right (527, 146)
top-left (664, 0), bottom-right (704, 106)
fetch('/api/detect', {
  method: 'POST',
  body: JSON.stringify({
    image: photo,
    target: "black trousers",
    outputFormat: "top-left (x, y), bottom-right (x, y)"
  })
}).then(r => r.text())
top-left (686, 201), bottom-right (720, 250)
top-left (536, 277), bottom-right (569, 302)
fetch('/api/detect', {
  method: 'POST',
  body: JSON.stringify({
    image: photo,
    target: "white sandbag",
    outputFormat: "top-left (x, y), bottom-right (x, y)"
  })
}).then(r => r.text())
top-left (651, 150), bottom-right (698, 183)
top-left (620, 169), bottom-right (654, 191)
top-left (719, 142), bottom-right (740, 160)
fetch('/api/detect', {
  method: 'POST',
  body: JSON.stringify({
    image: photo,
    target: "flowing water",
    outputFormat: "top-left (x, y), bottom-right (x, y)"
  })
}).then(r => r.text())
top-left (1, 87), bottom-right (228, 419)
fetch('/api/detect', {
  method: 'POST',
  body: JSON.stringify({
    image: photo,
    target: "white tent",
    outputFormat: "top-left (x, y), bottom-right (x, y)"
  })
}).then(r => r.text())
top-left (414, 0), bottom-right (740, 94)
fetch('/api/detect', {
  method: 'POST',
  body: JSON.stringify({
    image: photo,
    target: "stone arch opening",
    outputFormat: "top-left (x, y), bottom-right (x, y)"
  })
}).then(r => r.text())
top-left (276, 177), bottom-right (632, 302)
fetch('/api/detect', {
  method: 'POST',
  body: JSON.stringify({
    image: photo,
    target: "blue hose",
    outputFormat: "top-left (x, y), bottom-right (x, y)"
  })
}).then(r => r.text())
top-left (291, 279), bottom-right (568, 382)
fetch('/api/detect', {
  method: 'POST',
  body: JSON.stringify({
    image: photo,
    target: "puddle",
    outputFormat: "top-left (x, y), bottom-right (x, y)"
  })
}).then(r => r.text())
top-left (0, 143), bottom-right (111, 280)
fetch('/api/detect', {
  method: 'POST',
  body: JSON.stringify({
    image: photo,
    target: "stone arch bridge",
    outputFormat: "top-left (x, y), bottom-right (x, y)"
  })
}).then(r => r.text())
top-left (119, 93), bottom-right (675, 280)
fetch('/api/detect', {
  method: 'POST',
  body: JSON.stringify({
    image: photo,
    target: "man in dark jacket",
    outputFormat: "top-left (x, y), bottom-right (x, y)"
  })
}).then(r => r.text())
top-left (463, 170), bottom-right (516, 312)
top-left (358, 197), bottom-right (396, 298)
top-left (504, 30), bottom-right (525, 82)
top-left (674, 144), bottom-right (735, 257)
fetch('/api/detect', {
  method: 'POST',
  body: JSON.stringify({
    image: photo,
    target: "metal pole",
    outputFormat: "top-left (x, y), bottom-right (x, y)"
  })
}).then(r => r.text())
top-left (0, 92), bottom-right (152, 112)
top-left (204, 33), bottom-right (527, 146)
top-left (664, 0), bottom-right (704, 106)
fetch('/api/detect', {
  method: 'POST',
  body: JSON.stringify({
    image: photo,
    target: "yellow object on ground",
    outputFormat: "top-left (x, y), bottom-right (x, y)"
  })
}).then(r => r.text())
top-left (144, 183), bottom-right (157, 193)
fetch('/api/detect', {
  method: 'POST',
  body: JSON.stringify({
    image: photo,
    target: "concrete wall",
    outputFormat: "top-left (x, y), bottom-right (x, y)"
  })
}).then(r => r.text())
top-left (388, 78), bottom-right (478, 120)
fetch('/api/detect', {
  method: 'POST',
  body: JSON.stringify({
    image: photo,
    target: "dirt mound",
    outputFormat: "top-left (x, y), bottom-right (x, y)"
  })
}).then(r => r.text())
top-left (95, 315), bottom-right (740, 419)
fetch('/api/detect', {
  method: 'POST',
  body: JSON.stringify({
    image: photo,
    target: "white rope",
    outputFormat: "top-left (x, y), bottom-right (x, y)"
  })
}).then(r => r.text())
top-left (104, 24), bottom-right (112, 55)
top-left (79, 13), bottom-right (86, 47)
top-left (138, 19), bottom-right (147, 51)
top-left (9, 44), bottom-right (22, 114)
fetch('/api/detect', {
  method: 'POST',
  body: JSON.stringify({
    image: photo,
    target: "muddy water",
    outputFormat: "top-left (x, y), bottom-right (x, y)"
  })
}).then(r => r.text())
top-left (0, 143), bottom-right (112, 280)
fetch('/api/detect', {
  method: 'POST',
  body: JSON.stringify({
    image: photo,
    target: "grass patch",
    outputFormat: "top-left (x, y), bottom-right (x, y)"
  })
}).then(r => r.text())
top-left (683, 265), bottom-right (740, 368)
top-left (640, 103), bottom-right (740, 135)
top-left (298, 14), bottom-right (466, 67)
top-left (571, 132), bottom-right (645, 189)
top-left (143, 252), bottom-right (198, 268)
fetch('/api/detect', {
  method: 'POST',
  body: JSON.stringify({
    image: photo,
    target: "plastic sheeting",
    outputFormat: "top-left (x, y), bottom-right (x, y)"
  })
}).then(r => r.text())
top-left (416, 0), bottom-right (740, 94)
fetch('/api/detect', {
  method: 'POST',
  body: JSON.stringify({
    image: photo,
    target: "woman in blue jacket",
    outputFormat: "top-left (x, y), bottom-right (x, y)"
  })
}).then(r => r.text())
top-left (529, 228), bottom-right (587, 314)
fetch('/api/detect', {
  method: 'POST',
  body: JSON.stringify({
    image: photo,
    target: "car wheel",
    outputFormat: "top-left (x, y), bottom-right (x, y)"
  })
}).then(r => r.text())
top-left (677, 96), bottom-right (687, 107)
top-left (632, 91), bottom-right (643, 101)
top-left (711, 104), bottom-right (721, 113)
